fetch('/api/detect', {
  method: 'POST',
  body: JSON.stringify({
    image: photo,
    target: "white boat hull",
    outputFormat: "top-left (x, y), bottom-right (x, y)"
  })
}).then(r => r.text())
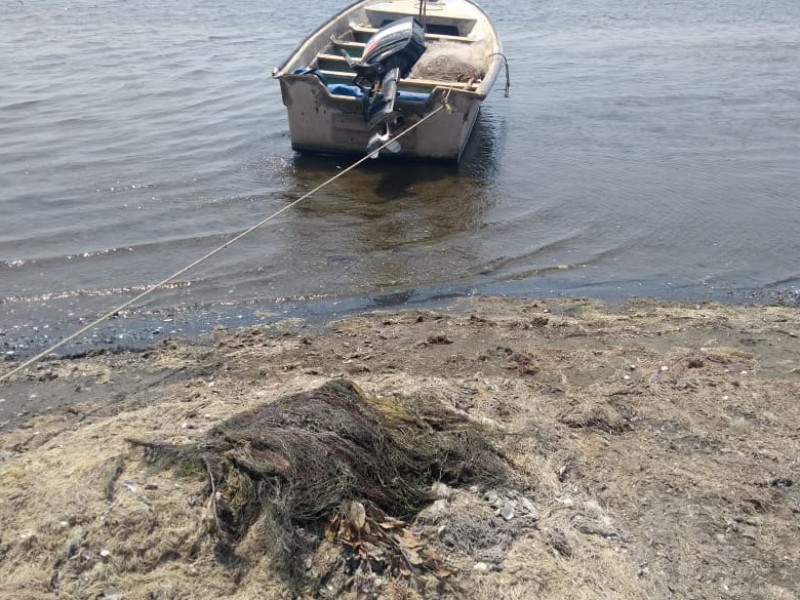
top-left (274, 0), bottom-right (503, 161)
top-left (279, 77), bottom-right (482, 160)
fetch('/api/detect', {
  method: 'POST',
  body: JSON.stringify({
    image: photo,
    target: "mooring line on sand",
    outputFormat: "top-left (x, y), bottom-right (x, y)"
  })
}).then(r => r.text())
top-left (0, 103), bottom-right (447, 385)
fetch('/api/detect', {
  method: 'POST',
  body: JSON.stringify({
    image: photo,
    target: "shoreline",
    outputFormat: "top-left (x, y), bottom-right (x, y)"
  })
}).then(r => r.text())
top-left (4, 279), bottom-right (800, 366)
top-left (1, 295), bottom-right (799, 599)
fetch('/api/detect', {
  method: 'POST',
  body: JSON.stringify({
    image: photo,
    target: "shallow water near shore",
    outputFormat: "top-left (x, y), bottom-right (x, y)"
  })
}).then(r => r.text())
top-left (2, 0), bottom-right (800, 353)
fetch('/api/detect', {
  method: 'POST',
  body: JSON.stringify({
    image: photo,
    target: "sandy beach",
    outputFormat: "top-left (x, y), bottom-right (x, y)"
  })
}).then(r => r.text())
top-left (1, 296), bottom-right (799, 599)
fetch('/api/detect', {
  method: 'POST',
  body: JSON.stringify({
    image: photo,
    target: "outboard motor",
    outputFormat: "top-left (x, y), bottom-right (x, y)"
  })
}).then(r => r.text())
top-left (341, 17), bottom-right (426, 157)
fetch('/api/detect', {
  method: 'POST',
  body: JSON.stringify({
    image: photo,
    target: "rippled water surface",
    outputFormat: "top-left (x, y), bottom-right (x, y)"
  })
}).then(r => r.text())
top-left (2, 0), bottom-right (799, 346)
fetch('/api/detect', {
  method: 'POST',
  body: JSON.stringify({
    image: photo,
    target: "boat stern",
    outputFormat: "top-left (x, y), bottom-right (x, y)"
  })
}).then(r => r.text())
top-left (277, 73), bottom-right (482, 161)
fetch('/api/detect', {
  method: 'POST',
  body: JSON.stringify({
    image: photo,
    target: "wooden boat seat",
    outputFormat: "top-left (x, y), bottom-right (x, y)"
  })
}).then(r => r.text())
top-left (330, 39), bottom-right (365, 59)
top-left (349, 23), bottom-right (476, 44)
top-left (315, 53), bottom-right (357, 73)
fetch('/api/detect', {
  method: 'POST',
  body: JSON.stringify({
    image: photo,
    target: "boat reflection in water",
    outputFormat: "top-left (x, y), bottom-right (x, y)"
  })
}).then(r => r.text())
top-left (263, 108), bottom-right (507, 304)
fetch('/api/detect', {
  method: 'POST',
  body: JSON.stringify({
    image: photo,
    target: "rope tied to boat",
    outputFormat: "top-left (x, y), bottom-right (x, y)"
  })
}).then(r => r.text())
top-left (488, 52), bottom-right (511, 98)
top-left (0, 102), bottom-right (450, 385)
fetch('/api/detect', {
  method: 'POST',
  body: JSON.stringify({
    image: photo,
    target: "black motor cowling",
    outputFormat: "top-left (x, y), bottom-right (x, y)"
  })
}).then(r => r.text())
top-left (352, 17), bottom-right (426, 89)
top-left (342, 17), bottom-right (426, 132)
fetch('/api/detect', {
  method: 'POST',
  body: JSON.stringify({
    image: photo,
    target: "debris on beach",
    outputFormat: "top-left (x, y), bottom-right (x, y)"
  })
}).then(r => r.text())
top-left (129, 379), bottom-right (511, 596)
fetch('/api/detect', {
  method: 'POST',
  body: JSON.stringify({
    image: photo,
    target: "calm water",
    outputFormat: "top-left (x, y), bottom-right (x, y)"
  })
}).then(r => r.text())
top-left (2, 0), bottom-right (799, 351)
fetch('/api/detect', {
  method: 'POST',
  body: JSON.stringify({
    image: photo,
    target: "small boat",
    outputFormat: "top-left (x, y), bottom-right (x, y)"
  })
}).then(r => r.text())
top-left (273, 0), bottom-right (507, 161)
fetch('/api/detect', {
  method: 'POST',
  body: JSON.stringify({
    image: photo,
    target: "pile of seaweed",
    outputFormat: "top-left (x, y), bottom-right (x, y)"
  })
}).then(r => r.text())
top-left (130, 379), bottom-right (510, 594)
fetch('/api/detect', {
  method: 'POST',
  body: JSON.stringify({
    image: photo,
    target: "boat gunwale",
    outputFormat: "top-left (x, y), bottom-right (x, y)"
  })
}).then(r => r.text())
top-left (274, 0), bottom-right (504, 97)
top-left (280, 71), bottom-right (487, 103)
top-left (313, 53), bottom-right (482, 91)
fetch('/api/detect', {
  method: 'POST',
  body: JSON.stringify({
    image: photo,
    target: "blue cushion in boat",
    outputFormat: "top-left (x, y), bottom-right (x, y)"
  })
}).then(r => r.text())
top-left (327, 83), bottom-right (363, 97)
top-left (292, 70), bottom-right (430, 103)
top-left (326, 83), bottom-right (429, 103)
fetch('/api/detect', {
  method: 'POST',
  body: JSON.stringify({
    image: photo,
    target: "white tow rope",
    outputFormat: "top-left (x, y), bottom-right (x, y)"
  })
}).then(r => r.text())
top-left (0, 103), bottom-right (447, 385)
